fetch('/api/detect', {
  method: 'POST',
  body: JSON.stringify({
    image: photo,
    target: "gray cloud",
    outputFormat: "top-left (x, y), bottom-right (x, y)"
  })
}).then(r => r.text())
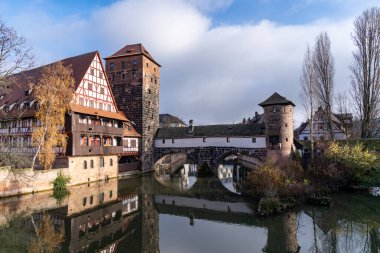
top-left (2, 0), bottom-right (366, 126)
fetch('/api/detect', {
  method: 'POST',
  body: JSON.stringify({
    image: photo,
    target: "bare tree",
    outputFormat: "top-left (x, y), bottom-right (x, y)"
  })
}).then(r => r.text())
top-left (0, 18), bottom-right (34, 90)
top-left (300, 45), bottom-right (316, 160)
top-left (350, 7), bottom-right (380, 138)
top-left (313, 32), bottom-right (335, 140)
top-left (335, 91), bottom-right (352, 137)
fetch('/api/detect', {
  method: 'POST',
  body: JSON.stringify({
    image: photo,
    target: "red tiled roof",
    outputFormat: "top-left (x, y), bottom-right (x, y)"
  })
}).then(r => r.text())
top-left (104, 43), bottom-right (161, 67)
top-left (0, 51), bottom-right (97, 110)
top-left (70, 104), bottom-right (129, 121)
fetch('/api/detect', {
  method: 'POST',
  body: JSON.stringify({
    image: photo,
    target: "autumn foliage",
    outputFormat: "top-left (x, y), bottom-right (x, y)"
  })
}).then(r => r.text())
top-left (32, 62), bottom-right (75, 170)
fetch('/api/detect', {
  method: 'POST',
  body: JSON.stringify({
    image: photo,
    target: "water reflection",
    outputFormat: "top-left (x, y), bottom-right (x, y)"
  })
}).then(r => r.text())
top-left (155, 163), bottom-right (198, 191)
top-left (0, 175), bottom-right (379, 253)
top-left (217, 158), bottom-right (251, 194)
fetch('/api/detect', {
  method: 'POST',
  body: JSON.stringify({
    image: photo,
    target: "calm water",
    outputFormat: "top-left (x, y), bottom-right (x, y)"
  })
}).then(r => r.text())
top-left (0, 171), bottom-right (380, 253)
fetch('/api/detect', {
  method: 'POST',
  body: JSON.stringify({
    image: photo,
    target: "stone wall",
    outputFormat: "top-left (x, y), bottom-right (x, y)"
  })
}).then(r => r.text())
top-left (107, 49), bottom-right (160, 173)
top-left (154, 147), bottom-right (267, 173)
top-left (262, 104), bottom-right (294, 159)
top-left (0, 155), bottom-right (118, 198)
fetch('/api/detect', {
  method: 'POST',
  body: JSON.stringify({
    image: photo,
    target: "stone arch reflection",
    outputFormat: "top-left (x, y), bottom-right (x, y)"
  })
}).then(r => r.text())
top-left (154, 153), bottom-right (199, 192)
top-left (216, 153), bottom-right (261, 194)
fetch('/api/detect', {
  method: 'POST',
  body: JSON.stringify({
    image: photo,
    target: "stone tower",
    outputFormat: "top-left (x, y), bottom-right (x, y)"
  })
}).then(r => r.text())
top-left (259, 92), bottom-right (295, 159)
top-left (105, 44), bottom-right (160, 172)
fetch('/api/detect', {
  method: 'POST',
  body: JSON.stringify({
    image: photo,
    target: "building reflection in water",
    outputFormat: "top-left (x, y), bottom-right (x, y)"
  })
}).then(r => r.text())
top-left (155, 163), bottom-right (198, 191)
top-left (218, 158), bottom-right (251, 194)
top-left (0, 176), bottom-right (380, 253)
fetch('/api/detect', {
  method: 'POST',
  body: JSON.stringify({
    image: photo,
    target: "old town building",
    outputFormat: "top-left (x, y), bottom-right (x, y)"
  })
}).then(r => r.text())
top-left (0, 51), bottom-right (140, 177)
top-left (105, 44), bottom-right (160, 173)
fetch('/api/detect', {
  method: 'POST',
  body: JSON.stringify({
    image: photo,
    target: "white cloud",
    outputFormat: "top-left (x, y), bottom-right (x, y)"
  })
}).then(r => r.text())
top-left (3, 0), bottom-right (362, 127)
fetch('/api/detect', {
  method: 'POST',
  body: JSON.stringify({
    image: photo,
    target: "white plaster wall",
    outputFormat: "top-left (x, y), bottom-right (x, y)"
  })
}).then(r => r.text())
top-left (155, 136), bottom-right (266, 148)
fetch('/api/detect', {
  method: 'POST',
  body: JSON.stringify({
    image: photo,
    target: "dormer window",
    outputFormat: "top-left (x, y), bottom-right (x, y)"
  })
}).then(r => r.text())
top-left (0, 95), bottom-right (4, 100)
top-left (24, 90), bottom-right (29, 96)
top-left (90, 68), bottom-right (94, 75)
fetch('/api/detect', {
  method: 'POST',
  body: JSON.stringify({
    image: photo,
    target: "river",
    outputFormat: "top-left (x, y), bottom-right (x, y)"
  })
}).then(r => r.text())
top-left (0, 169), bottom-right (379, 253)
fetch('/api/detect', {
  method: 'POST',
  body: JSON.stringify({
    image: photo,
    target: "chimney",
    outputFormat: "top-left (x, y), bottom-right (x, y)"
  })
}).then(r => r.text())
top-left (255, 111), bottom-right (259, 119)
top-left (188, 119), bottom-right (194, 134)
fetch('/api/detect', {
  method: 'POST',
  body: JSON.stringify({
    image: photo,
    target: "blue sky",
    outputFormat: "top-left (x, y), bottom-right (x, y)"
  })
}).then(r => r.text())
top-left (1, 0), bottom-right (379, 125)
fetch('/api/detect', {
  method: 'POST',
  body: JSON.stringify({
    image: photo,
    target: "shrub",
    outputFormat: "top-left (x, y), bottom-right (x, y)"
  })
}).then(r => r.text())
top-left (246, 160), bottom-right (285, 198)
top-left (52, 171), bottom-right (70, 205)
top-left (326, 142), bottom-right (379, 185)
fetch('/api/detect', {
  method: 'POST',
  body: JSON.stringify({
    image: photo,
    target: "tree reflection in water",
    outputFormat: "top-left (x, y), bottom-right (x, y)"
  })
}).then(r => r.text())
top-left (0, 176), bottom-right (380, 252)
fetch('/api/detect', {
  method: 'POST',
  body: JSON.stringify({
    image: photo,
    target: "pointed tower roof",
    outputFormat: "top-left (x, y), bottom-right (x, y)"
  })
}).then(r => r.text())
top-left (104, 43), bottom-right (161, 67)
top-left (259, 92), bottom-right (295, 107)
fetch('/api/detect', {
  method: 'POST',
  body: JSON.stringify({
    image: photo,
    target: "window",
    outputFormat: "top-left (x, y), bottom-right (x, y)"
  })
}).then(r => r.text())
top-left (89, 100), bottom-right (94, 108)
top-left (121, 61), bottom-right (126, 69)
top-left (110, 62), bottom-right (115, 70)
top-left (99, 192), bottom-right (104, 203)
top-left (252, 137), bottom-right (256, 143)
top-left (99, 72), bottom-right (103, 79)
top-left (107, 104), bottom-right (112, 111)
top-left (100, 157), bottom-right (104, 167)
top-left (272, 107), bottom-right (279, 113)
top-left (82, 197), bottom-right (87, 206)
top-left (285, 123), bottom-right (288, 127)
top-left (98, 102), bottom-right (103, 110)
top-left (227, 137), bottom-right (230, 142)
top-left (151, 77), bottom-right (153, 82)
top-left (80, 135), bottom-right (88, 146)
top-left (203, 138), bottom-right (206, 142)
top-left (162, 139), bottom-right (165, 144)
top-left (90, 68), bottom-right (94, 75)
top-left (155, 79), bottom-right (157, 84)
top-left (83, 160), bottom-right (87, 169)
top-left (148, 126), bottom-right (150, 131)
top-left (286, 138), bottom-right (288, 142)
top-left (90, 195), bottom-right (93, 204)
top-left (109, 190), bottom-right (113, 198)
top-left (130, 139), bottom-right (137, 147)
top-left (110, 159), bottom-right (113, 166)
top-left (90, 160), bottom-right (94, 168)
top-left (172, 139), bottom-right (175, 143)
top-left (146, 62), bottom-right (149, 67)
top-left (132, 60), bottom-right (137, 65)
top-left (79, 97), bottom-right (84, 106)
top-left (303, 136), bottom-right (309, 141)
top-left (154, 67), bottom-right (156, 72)
top-left (88, 83), bottom-right (93, 91)
top-left (24, 90), bottom-right (29, 96)
top-left (122, 73), bottom-right (125, 79)
top-left (100, 87), bottom-right (105, 94)
top-left (148, 89), bottom-right (151, 94)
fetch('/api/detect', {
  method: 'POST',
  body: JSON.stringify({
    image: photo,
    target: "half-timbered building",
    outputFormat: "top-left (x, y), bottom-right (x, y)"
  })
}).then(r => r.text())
top-left (0, 51), bottom-right (140, 173)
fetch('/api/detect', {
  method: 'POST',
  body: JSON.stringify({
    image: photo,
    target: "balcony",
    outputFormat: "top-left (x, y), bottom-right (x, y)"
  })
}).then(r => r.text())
top-left (75, 124), bottom-right (124, 136)
top-left (74, 146), bottom-right (139, 156)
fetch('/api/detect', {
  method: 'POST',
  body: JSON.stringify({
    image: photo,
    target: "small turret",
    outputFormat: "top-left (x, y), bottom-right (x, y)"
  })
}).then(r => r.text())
top-left (259, 92), bottom-right (295, 159)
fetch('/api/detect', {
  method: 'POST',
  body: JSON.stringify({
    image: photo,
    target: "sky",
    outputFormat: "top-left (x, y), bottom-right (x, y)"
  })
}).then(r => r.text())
top-left (1, 0), bottom-right (379, 126)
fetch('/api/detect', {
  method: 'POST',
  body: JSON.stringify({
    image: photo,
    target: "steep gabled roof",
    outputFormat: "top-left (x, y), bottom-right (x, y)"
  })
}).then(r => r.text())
top-left (104, 43), bottom-right (161, 67)
top-left (0, 51), bottom-right (97, 109)
top-left (259, 92), bottom-right (295, 107)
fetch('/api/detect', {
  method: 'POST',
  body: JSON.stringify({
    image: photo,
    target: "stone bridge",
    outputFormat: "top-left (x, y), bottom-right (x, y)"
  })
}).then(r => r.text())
top-left (154, 147), bottom-right (267, 173)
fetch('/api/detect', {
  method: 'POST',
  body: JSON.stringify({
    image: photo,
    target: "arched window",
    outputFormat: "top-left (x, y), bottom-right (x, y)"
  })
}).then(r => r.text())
top-left (90, 160), bottom-right (94, 168)
top-left (110, 158), bottom-right (113, 166)
top-left (100, 157), bottom-right (104, 167)
top-left (83, 160), bottom-right (87, 169)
